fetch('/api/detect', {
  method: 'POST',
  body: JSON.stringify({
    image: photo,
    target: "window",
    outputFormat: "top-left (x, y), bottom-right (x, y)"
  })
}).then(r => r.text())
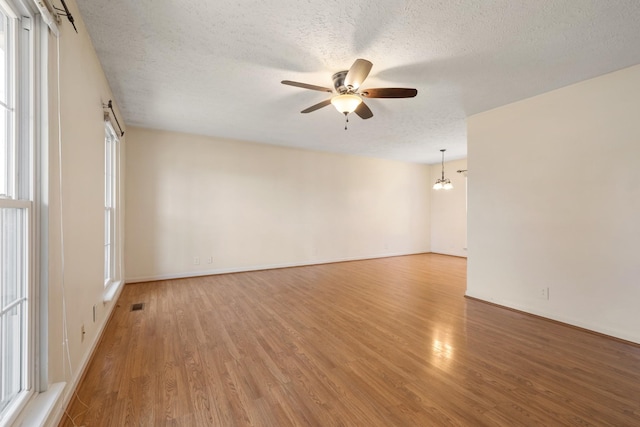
top-left (0, 0), bottom-right (36, 423)
top-left (104, 121), bottom-right (120, 290)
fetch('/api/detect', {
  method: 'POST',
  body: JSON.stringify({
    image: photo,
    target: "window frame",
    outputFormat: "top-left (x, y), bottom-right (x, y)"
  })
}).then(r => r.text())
top-left (0, 0), bottom-right (38, 424)
top-left (103, 119), bottom-right (120, 296)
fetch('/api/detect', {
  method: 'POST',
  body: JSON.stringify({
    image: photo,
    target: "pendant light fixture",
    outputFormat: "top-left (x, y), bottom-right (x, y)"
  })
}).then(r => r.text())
top-left (433, 149), bottom-right (453, 190)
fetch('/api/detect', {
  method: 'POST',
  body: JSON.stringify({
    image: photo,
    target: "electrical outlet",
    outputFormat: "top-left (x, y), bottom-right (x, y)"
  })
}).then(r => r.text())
top-left (81, 324), bottom-right (86, 342)
top-left (194, 257), bottom-right (200, 265)
top-left (540, 287), bottom-right (549, 300)
top-left (206, 256), bottom-right (213, 264)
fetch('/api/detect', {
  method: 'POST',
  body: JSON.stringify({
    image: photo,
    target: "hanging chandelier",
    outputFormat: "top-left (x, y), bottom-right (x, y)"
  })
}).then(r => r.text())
top-left (433, 149), bottom-right (453, 190)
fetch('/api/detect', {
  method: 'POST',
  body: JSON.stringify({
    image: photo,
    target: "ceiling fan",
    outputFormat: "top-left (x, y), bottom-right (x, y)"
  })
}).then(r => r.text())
top-left (281, 59), bottom-right (417, 129)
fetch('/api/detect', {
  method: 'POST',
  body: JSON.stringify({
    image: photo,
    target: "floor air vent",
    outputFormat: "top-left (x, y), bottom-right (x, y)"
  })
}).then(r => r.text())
top-left (130, 303), bottom-right (144, 311)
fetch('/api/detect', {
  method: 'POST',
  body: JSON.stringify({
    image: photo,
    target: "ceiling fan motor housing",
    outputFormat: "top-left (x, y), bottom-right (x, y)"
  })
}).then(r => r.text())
top-left (332, 71), bottom-right (350, 93)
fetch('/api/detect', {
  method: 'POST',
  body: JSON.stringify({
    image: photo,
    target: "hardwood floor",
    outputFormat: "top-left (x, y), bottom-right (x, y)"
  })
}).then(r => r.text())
top-left (61, 254), bottom-right (640, 426)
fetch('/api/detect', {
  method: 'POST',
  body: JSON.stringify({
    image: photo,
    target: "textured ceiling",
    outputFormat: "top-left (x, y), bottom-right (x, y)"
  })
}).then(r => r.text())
top-left (75, 0), bottom-right (640, 164)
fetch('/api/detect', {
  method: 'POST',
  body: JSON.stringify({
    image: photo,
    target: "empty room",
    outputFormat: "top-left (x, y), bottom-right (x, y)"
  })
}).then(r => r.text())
top-left (1, 0), bottom-right (639, 426)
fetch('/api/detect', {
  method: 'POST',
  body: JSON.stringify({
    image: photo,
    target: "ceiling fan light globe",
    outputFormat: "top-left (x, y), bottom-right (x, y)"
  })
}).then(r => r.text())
top-left (331, 94), bottom-right (362, 114)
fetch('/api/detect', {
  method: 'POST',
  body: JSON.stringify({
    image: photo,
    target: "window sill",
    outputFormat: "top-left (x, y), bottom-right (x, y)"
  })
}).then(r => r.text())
top-left (13, 382), bottom-right (65, 427)
top-left (103, 279), bottom-right (123, 303)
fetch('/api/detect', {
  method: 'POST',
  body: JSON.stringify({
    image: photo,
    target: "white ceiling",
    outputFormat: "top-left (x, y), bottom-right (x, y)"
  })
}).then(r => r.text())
top-left (75, 0), bottom-right (640, 164)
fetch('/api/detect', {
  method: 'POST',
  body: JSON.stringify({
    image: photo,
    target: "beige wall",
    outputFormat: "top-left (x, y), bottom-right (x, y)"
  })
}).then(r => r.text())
top-left (125, 127), bottom-right (431, 282)
top-left (43, 0), bottom-right (126, 423)
top-left (430, 158), bottom-right (467, 257)
top-left (467, 64), bottom-right (640, 343)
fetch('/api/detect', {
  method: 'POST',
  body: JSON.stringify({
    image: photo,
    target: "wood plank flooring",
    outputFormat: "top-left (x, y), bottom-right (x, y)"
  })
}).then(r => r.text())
top-left (61, 254), bottom-right (640, 426)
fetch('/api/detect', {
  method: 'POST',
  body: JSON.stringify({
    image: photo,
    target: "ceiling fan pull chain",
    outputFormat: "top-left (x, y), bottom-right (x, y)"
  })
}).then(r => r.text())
top-left (344, 112), bottom-right (349, 130)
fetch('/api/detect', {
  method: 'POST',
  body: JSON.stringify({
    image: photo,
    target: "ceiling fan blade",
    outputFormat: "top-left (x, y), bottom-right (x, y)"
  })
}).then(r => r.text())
top-left (281, 80), bottom-right (333, 93)
top-left (344, 59), bottom-right (373, 90)
top-left (354, 101), bottom-right (373, 119)
top-left (301, 99), bottom-right (332, 113)
top-left (360, 88), bottom-right (418, 98)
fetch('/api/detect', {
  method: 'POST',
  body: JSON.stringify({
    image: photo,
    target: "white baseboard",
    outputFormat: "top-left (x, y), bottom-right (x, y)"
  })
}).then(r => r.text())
top-left (430, 250), bottom-right (468, 258)
top-left (465, 290), bottom-right (640, 345)
top-left (126, 251), bottom-right (430, 284)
